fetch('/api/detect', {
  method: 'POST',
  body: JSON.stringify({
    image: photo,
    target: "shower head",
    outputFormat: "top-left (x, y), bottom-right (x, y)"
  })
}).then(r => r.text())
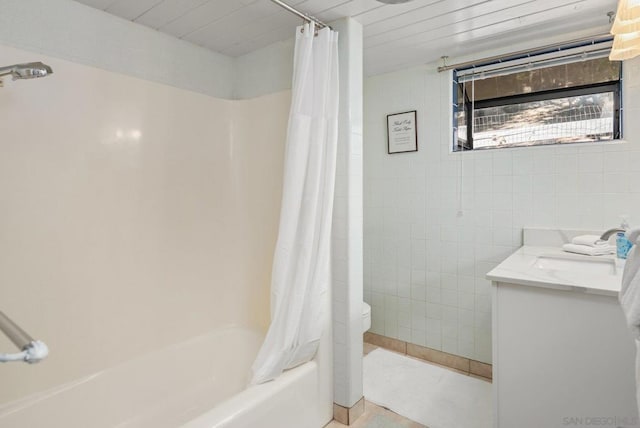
top-left (0, 62), bottom-right (53, 81)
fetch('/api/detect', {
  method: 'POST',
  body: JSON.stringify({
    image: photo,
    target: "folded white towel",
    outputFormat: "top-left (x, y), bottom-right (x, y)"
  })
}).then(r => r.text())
top-left (571, 234), bottom-right (608, 247)
top-left (562, 243), bottom-right (615, 256)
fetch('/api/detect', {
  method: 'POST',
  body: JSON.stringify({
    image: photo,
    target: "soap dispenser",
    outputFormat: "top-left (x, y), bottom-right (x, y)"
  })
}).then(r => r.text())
top-left (617, 215), bottom-right (633, 259)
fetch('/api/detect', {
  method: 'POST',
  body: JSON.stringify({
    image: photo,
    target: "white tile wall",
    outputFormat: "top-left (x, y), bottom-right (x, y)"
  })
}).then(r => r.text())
top-left (332, 17), bottom-right (364, 408)
top-left (364, 57), bottom-right (640, 364)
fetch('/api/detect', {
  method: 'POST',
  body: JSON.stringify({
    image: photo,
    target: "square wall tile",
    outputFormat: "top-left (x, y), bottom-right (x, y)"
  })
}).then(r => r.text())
top-left (364, 56), bottom-right (640, 366)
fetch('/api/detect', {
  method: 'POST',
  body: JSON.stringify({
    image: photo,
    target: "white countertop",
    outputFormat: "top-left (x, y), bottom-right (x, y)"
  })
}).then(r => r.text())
top-left (486, 245), bottom-right (624, 296)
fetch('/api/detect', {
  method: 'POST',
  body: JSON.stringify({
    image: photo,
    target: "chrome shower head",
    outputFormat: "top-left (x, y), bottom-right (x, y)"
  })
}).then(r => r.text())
top-left (0, 62), bottom-right (53, 81)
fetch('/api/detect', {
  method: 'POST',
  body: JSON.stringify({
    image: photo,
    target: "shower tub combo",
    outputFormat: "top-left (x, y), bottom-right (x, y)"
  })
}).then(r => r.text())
top-left (0, 326), bottom-right (331, 427)
top-left (0, 3), bottom-right (339, 427)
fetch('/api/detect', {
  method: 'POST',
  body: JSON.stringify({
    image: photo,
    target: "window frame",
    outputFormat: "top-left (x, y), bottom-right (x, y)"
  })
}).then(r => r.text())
top-left (452, 49), bottom-right (623, 152)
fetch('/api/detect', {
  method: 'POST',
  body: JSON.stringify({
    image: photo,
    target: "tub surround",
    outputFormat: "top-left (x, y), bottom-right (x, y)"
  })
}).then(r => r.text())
top-left (0, 327), bottom-right (262, 427)
top-left (0, 42), bottom-right (288, 404)
top-left (184, 360), bottom-right (326, 428)
top-left (0, 2), bottom-right (365, 425)
top-left (0, 41), bottom-right (334, 424)
top-left (489, 228), bottom-right (638, 428)
top-left (0, 327), bottom-right (329, 428)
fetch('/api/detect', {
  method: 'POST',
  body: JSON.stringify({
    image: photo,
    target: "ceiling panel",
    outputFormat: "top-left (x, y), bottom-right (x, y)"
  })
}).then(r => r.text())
top-left (133, 0), bottom-right (211, 29)
top-left (313, 0), bottom-right (384, 22)
top-left (184, 1), bottom-right (285, 50)
top-left (105, 0), bottom-right (165, 20)
top-left (78, 0), bottom-right (116, 8)
top-left (296, 0), bottom-right (354, 16)
top-left (214, 14), bottom-right (300, 55)
top-left (72, 0), bottom-right (618, 76)
top-left (223, 23), bottom-right (299, 56)
top-left (365, 0), bottom-right (588, 48)
top-left (354, 0), bottom-right (446, 26)
top-left (364, 9), bottom-right (611, 75)
top-left (364, 0), bottom-right (511, 46)
top-left (160, 1), bottom-right (257, 38)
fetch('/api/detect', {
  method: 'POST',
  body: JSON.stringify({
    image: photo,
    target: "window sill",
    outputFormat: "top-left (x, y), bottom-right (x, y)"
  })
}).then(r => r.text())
top-left (450, 138), bottom-right (632, 154)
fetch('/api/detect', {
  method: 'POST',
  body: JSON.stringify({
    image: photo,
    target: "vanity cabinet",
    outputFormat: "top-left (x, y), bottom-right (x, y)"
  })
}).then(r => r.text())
top-left (492, 281), bottom-right (639, 428)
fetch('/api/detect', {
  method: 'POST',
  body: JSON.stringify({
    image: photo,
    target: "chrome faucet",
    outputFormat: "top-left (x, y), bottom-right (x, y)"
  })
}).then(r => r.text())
top-left (600, 228), bottom-right (625, 241)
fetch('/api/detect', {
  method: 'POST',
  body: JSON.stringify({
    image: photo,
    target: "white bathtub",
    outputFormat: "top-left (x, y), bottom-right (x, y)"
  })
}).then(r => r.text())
top-left (0, 326), bottom-right (331, 428)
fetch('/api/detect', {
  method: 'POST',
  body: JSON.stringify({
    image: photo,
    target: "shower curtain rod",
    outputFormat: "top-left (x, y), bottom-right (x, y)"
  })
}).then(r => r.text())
top-left (269, 0), bottom-right (331, 30)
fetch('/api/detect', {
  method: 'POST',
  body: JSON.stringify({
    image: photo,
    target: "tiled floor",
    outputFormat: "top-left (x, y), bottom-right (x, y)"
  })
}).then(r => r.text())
top-left (364, 348), bottom-right (492, 428)
top-left (364, 342), bottom-right (491, 382)
top-left (364, 332), bottom-right (492, 381)
top-left (324, 400), bottom-right (425, 428)
top-left (324, 342), bottom-right (491, 428)
top-left (364, 342), bottom-right (378, 356)
top-left (324, 342), bottom-right (424, 427)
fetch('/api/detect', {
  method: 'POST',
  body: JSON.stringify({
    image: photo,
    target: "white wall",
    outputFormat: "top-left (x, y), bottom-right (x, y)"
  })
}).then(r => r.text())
top-left (0, 0), bottom-right (235, 99)
top-left (234, 38), bottom-right (294, 100)
top-left (364, 52), bottom-right (640, 364)
top-left (0, 42), bottom-right (289, 404)
top-left (331, 18), bottom-right (364, 409)
top-left (0, 0), bottom-right (300, 101)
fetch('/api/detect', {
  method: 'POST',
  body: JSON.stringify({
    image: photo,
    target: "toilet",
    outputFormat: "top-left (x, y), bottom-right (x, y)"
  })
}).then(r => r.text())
top-left (362, 302), bottom-right (371, 333)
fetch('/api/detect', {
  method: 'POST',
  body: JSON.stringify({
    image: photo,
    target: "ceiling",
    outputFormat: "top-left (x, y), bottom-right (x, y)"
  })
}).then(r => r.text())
top-left (73, 0), bottom-right (617, 76)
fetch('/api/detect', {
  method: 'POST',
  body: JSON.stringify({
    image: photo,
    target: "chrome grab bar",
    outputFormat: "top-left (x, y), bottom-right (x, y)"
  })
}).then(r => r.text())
top-left (0, 310), bottom-right (48, 364)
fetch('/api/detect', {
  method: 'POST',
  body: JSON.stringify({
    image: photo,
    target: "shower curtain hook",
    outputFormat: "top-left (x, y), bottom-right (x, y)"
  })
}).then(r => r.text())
top-left (299, 21), bottom-right (319, 36)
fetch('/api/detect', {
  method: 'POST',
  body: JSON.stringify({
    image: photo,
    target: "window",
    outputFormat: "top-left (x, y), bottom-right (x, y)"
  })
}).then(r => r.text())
top-left (452, 39), bottom-right (622, 151)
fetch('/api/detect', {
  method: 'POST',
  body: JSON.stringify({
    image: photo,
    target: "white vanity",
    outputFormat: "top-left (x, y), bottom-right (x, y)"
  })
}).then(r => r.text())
top-left (488, 229), bottom-right (639, 428)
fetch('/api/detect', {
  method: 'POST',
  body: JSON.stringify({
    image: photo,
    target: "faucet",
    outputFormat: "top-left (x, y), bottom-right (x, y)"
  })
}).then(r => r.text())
top-left (600, 228), bottom-right (625, 241)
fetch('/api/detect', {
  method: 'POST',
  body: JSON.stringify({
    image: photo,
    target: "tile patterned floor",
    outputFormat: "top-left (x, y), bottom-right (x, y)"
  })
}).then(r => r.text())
top-left (324, 343), bottom-right (426, 428)
top-left (364, 343), bottom-right (491, 382)
top-left (324, 400), bottom-right (425, 428)
top-left (364, 348), bottom-right (492, 428)
top-left (363, 342), bottom-right (378, 356)
top-left (324, 342), bottom-right (491, 428)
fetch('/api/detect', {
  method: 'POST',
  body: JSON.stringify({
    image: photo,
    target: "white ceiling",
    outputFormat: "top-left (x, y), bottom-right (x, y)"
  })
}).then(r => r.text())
top-left (73, 0), bottom-right (617, 76)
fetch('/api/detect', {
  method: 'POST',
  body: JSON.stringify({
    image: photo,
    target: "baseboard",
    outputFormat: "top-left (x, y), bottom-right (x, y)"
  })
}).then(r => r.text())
top-left (364, 331), bottom-right (492, 380)
top-left (333, 397), bottom-right (365, 425)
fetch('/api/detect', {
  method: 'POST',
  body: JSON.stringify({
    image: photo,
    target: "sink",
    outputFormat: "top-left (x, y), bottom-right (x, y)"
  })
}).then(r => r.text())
top-left (533, 255), bottom-right (617, 276)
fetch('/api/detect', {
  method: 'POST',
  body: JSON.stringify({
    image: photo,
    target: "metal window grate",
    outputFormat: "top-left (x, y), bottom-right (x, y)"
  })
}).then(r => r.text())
top-left (452, 39), bottom-right (622, 152)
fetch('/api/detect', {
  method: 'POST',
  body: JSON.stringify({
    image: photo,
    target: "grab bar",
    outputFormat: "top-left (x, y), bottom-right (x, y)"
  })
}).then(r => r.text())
top-left (0, 310), bottom-right (48, 364)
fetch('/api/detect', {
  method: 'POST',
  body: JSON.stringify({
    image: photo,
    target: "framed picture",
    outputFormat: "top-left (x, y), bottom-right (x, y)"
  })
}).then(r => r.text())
top-left (387, 110), bottom-right (417, 154)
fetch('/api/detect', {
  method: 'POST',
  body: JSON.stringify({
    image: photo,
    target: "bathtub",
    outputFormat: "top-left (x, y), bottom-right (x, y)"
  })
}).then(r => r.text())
top-left (0, 326), bottom-right (332, 428)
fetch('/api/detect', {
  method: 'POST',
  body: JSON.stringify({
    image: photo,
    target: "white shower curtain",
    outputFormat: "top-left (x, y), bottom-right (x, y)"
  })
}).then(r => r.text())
top-left (250, 22), bottom-right (339, 385)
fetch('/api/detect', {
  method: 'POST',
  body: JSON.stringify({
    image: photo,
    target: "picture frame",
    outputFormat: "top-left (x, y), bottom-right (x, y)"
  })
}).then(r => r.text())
top-left (387, 110), bottom-right (417, 154)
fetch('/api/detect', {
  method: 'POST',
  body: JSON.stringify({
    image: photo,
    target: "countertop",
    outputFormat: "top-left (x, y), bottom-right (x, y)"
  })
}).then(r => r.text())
top-left (486, 245), bottom-right (624, 296)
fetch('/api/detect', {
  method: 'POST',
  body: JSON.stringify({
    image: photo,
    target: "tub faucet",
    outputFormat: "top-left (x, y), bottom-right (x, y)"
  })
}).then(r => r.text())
top-left (600, 228), bottom-right (625, 241)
